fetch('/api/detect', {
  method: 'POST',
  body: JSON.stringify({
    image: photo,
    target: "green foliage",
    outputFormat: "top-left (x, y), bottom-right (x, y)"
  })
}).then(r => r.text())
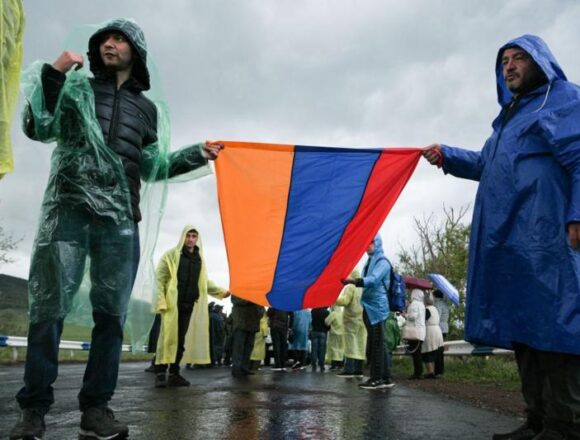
top-left (0, 216), bottom-right (22, 264)
top-left (397, 205), bottom-right (470, 339)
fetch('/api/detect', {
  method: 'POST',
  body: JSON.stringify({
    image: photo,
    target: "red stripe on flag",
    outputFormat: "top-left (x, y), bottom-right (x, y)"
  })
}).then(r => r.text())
top-left (302, 148), bottom-right (421, 308)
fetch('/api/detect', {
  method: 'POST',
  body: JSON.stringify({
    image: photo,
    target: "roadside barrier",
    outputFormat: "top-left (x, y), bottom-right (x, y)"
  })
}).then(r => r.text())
top-left (0, 335), bottom-right (134, 361)
top-left (394, 339), bottom-right (512, 356)
top-left (1, 334), bottom-right (512, 361)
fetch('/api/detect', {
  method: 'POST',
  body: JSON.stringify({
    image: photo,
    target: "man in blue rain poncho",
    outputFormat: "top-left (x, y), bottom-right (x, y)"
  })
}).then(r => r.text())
top-left (343, 235), bottom-right (395, 390)
top-left (423, 35), bottom-right (580, 439)
top-left (10, 19), bottom-right (222, 440)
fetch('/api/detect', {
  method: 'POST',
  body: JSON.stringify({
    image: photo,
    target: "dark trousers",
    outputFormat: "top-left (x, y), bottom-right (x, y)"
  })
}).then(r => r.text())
top-left (407, 340), bottom-right (423, 377)
top-left (271, 328), bottom-right (288, 368)
top-left (311, 331), bottom-right (328, 368)
top-left (363, 310), bottom-right (389, 381)
top-left (155, 307), bottom-right (194, 374)
top-left (344, 357), bottom-right (364, 374)
top-left (434, 332), bottom-right (446, 375)
top-left (147, 314), bottom-right (161, 354)
top-left (16, 224), bottom-right (140, 411)
top-left (514, 343), bottom-right (580, 437)
top-left (232, 328), bottom-right (256, 373)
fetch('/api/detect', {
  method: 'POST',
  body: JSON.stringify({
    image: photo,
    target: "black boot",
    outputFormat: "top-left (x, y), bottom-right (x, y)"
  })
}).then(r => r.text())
top-left (9, 408), bottom-right (46, 440)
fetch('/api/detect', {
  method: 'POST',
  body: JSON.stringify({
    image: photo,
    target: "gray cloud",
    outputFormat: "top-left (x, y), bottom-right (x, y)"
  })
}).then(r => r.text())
top-left (1, 0), bottom-right (579, 306)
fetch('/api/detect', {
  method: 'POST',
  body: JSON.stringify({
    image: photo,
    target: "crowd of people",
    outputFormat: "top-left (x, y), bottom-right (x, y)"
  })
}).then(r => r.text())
top-left (140, 228), bottom-right (451, 393)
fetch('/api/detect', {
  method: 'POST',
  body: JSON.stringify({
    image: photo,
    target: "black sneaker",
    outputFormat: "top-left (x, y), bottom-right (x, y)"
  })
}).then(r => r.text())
top-left (79, 407), bottom-right (128, 439)
top-left (9, 408), bottom-right (46, 440)
top-left (336, 371), bottom-right (355, 378)
top-left (383, 378), bottom-right (396, 388)
top-left (492, 421), bottom-right (541, 440)
top-left (155, 373), bottom-right (167, 388)
top-left (144, 364), bottom-right (156, 373)
top-left (358, 379), bottom-right (387, 390)
top-left (167, 373), bottom-right (190, 387)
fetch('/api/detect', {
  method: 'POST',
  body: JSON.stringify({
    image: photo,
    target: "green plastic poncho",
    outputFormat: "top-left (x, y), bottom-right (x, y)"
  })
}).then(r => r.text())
top-left (154, 225), bottom-right (228, 365)
top-left (23, 19), bottom-right (212, 350)
top-left (0, 0), bottom-right (24, 178)
top-left (335, 269), bottom-right (367, 360)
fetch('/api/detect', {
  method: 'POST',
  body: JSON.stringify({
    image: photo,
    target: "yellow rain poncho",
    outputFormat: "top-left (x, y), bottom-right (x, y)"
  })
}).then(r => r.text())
top-left (335, 269), bottom-right (367, 360)
top-left (250, 314), bottom-right (269, 362)
top-left (0, 0), bottom-right (24, 178)
top-left (155, 225), bottom-right (228, 365)
top-left (325, 304), bottom-right (344, 363)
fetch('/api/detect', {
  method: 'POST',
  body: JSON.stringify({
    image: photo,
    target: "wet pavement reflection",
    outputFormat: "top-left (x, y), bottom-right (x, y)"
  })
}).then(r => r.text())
top-left (1, 362), bottom-right (521, 439)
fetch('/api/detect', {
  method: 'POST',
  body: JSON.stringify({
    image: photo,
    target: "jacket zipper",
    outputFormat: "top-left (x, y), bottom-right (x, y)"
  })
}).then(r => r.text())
top-left (108, 84), bottom-right (120, 145)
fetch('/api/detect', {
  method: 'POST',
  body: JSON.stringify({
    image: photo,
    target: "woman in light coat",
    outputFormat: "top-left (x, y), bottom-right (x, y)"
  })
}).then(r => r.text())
top-left (404, 289), bottom-right (426, 379)
top-left (422, 293), bottom-right (444, 378)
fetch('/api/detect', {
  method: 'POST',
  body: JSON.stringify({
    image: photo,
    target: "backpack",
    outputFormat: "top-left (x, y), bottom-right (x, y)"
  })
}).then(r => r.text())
top-left (379, 258), bottom-right (406, 312)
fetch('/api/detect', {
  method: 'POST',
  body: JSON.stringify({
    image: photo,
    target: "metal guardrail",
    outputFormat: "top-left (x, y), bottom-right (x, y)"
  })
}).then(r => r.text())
top-left (394, 339), bottom-right (512, 356)
top-left (1, 334), bottom-right (512, 361)
top-left (0, 335), bottom-right (133, 361)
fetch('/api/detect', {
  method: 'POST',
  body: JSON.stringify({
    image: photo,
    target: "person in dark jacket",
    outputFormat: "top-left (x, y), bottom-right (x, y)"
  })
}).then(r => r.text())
top-left (230, 295), bottom-right (265, 378)
top-left (423, 35), bottom-right (580, 439)
top-left (310, 307), bottom-right (330, 372)
top-left (209, 303), bottom-right (225, 366)
top-left (222, 313), bottom-right (234, 366)
top-left (267, 308), bottom-right (292, 371)
top-left (9, 19), bottom-right (223, 440)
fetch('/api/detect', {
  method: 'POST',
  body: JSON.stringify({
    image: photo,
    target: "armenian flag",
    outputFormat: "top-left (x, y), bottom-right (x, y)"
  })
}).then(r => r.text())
top-left (215, 141), bottom-right (421, 311)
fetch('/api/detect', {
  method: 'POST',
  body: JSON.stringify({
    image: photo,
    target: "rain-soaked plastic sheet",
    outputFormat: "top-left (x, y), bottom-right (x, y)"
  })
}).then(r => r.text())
top-left (23, 19), bottom-right (211, 351)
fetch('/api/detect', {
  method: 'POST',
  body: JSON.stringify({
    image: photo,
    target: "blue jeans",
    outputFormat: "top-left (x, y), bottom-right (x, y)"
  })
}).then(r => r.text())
top-left (311, 331), bottom-right (327, 368)
top-left (16, 220), bottom-right (140, 411)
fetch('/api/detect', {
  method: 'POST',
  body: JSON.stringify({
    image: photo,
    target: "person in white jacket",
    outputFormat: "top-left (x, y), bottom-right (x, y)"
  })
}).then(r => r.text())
top-left (404, 289), bottom-right (426, 379)
top-left (422, 293), bottom-right (444, 379)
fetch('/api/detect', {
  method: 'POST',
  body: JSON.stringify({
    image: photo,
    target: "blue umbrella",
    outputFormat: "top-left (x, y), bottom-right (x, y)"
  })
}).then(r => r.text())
top-left (428, 273), bottom-right (460, 306)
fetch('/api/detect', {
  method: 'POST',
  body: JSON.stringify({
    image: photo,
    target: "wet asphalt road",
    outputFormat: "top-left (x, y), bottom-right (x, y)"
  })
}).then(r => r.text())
top-left (1, 362), bottom-right (521, 439)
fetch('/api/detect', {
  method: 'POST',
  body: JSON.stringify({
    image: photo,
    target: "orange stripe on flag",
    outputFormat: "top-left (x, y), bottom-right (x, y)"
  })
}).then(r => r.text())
top-left (216, 141), bottom-right (294, 306)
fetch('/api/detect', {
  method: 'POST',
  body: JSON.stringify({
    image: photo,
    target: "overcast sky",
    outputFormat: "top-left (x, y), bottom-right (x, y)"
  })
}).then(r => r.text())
top-left (1, 0), bottom-right (579, 310)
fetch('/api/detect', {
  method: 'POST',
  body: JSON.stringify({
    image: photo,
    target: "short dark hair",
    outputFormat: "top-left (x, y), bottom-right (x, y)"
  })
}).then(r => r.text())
top-left (433, 289), bottom-right (444, 299)
top-left (187, 228), bottom-right (198, 235)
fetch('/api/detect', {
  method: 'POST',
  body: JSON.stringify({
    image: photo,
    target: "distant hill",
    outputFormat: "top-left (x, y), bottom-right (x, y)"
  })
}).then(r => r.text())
top-left (0, 273), bottom-right (28, 310)
top-left (0, 273), bottom-right (28, 336)
top-left (0, 273), bottom-right (153, 343)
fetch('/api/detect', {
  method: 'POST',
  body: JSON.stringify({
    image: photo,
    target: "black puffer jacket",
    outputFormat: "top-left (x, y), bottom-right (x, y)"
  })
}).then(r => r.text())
top-left (32, 19), bottom-right (206, 222)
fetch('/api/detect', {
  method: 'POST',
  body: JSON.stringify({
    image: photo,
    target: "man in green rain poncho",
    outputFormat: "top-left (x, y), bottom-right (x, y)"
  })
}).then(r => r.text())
top-left (10, 19), bottom-right (222, 440)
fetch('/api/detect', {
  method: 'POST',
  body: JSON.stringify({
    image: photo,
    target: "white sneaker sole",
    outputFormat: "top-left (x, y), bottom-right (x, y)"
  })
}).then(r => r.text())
top-left (78, 428), bottom-right (128, 440)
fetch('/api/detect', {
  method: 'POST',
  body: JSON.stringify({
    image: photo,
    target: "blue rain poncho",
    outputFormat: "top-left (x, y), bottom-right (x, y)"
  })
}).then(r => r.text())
top-left (441, 35), bottom-right (580, 355)
top-left (360, 235), bottom-right (391, 325)
top-left (289, 309), bottom-right (311, 351)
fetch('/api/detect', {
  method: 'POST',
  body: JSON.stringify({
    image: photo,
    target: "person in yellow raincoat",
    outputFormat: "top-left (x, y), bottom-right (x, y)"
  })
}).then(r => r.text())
top-left (250, 314), bottom-right (269, 369)
top-left (154, 225), bottom-right (229, 387)
top-left (324, 304), bottom-right (344, 370)
top-left (0, 0), bottom-right (24, 179)
top-left (336, 269), bottom-right (367, 378)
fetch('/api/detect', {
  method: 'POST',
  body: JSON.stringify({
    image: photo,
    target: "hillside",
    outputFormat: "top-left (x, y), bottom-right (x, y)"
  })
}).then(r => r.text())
top-left (0, 273), bottom-right (153, 343)
top-left (0, 273), bottom-right (28, 310)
